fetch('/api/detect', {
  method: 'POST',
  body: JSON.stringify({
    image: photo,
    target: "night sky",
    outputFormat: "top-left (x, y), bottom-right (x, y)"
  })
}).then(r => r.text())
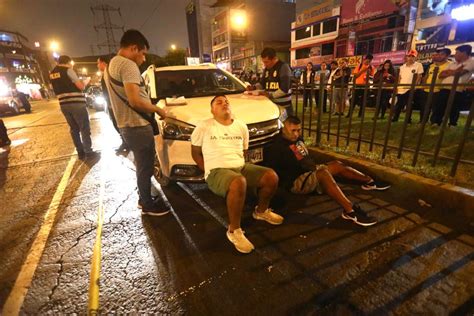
top-left (0, 0), bottom-right (190, 57)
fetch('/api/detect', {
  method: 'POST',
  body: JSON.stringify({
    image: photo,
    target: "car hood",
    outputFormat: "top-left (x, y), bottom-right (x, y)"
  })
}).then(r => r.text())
top-left (157, 93), bottom-right (280, 126)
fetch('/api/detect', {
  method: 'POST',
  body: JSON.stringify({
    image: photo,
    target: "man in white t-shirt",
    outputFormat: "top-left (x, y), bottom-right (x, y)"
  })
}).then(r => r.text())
top-left (438, 44), bottom-right (474, 126)
top-left (392, 50), bottom-right (424, 123)
top-left (191, 95), bottom-right (283, 253)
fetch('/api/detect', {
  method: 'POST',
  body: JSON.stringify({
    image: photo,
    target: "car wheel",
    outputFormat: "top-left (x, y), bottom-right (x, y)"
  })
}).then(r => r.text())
top-left (154, 154), bottom-right (172, 187)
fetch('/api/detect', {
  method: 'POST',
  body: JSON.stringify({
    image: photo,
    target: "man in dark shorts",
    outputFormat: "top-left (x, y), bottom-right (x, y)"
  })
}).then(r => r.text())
top-left (264, 116), bottom-right (390, 227)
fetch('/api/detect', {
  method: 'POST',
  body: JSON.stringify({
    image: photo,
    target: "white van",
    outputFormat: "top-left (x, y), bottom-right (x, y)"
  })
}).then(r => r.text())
top-left (143, 64), bottom-right (281, 186)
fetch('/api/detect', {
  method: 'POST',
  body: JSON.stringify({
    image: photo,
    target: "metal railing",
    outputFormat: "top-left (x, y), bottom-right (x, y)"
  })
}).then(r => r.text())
top-left (293, 69), bottom-right (474, 178)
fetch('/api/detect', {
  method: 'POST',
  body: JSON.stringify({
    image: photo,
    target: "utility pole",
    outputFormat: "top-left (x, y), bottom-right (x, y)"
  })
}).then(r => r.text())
top-left (91, 4), bottom-right (124, 54)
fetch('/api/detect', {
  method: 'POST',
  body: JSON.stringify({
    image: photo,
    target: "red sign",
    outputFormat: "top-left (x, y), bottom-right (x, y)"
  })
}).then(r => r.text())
top-left (372, 50), bottom-right (406, 66)
top-left (341, 0), bottom-right (400, 25)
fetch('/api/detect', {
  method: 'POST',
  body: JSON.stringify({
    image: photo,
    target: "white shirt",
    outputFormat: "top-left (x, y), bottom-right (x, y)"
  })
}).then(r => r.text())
top-left (191, 118), bottom-right (249, 179)
top-left (441, 57), bottom-right (474, 91)
top-left (398, 62), bottom-right (424, 94)
top-left (327, 69), bottom-right (338, 87)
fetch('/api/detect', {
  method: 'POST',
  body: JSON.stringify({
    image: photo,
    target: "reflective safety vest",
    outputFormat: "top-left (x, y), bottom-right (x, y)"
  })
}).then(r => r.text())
top-left (49, 66), bottom-right (86, 106)
top-left (263, 60), bottom-right (292, 107)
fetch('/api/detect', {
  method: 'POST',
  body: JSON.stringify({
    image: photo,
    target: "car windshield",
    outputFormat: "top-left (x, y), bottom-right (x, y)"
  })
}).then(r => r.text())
top-left (154, 69), bottom-right (246, 99)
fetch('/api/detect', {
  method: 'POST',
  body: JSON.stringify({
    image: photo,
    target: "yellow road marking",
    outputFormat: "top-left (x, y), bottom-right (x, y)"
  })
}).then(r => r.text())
top-left (87, 158), bottom-right (105, 315)
top-left (2, 156), bottom-right (77, 315)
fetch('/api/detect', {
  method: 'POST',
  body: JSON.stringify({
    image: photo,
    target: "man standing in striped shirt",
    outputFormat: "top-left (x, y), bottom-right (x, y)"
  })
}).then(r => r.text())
top-left (50, 55), bottom-right (93, 160)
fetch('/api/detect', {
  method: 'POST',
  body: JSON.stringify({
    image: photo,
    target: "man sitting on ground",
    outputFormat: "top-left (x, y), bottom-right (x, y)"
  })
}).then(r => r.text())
top-left (263, 116), bottom-right (390, 227)
top-left (191, 94), bottom-right (284, 254)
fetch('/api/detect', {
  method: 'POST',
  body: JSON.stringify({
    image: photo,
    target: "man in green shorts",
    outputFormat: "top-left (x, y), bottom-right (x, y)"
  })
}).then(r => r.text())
top-left (191, 94), bottom-right (283, 253)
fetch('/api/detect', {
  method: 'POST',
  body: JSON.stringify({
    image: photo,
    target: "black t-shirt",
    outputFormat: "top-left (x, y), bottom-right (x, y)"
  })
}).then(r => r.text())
top-left (263, 133), bottom-right (316, 189)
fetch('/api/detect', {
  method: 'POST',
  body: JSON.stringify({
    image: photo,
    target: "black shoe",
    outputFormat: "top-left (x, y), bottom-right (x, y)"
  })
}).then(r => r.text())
top-left (139, 197), bottom-right (170, 216)
top-left (77, 151), bottom-right (86, 160)
top-left (341, 204), bottom-right (377, 226)
top-left (361, 180), bottom-right (391, 191)
top-left (85, 150), bottom-right (100, 158)
top-left (0, 139), bottom-right (11, 147)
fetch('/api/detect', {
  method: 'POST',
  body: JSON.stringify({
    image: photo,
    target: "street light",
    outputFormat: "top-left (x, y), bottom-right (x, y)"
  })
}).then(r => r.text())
top-left (170, 44), bottom-right (177, 50)
top-left (50, 41), bottom-right (59, 51)
top-left (230, 9), bottom-right (247, 30)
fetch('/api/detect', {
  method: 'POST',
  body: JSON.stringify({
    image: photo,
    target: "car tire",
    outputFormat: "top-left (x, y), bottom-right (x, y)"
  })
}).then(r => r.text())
top-left (154, 154), bottom-right (172, 187)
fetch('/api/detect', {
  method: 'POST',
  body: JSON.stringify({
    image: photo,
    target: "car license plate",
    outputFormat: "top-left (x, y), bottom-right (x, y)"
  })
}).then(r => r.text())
top-left (245, 147), bottom-right (263, 163)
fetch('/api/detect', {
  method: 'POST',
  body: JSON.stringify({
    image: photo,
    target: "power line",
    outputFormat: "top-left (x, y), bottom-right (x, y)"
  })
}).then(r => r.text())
top-left (140, 0), bottom-right (162, 29)
top-left (91, 3), bottom-right (124, 54)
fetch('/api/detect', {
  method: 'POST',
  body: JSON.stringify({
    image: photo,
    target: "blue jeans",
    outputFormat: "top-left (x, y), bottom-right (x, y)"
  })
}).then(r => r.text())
top-left (60, 104), bottom-right (92, 154)
top-left (120, 125), bottom-right (155, 207)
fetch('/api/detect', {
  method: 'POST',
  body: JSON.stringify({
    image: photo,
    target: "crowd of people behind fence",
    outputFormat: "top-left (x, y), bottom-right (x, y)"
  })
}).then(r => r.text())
top-left (293, 44), bottom-right (474, 127)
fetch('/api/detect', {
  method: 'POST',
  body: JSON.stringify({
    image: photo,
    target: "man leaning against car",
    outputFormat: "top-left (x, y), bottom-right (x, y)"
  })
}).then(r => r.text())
top-left (191, 94), bottom-right (284, 253)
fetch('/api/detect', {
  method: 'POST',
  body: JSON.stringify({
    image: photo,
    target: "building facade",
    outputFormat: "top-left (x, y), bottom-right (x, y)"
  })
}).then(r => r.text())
top-left (0, 30), bottom-right (52, 99)
top-left (290, 0), bottom-right (341, 69)
top-left (186, 0), bottom-right (215, 63)
top-left (291, 0), bottom-right (416, 69)
top-left (413, 0), bottom-right (474, 64)
top-left (210, 0), bottom-right (295, 73)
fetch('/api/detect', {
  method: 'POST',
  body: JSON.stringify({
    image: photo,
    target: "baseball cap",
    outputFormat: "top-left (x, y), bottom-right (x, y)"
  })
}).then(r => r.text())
top-left (436, 47), bottom-right (452, 56)
top-left (406, 49), bottom-right (418, 57)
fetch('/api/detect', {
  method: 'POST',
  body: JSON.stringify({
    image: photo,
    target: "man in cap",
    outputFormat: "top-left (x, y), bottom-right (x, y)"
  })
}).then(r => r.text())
top-left (391, 50), bottom-right (424, 123)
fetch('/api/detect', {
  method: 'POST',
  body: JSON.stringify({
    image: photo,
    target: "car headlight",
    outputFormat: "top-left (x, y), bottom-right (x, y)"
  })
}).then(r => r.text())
top-left (163, 119), bottom-right (195, 141)
top-left (0, 82), bottom-right (9, 97)
top-left (94, 96), bottom-right (106, 105)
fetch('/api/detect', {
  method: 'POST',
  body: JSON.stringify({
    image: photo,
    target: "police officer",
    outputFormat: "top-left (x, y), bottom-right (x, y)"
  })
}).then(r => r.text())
top-left (50, 55), bottom-right (93, 160)
top-left (252, 47), bottom-right (293, 117)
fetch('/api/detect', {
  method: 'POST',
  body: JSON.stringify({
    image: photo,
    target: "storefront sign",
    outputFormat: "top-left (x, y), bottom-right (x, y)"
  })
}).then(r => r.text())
top-left (336, 55), bottom-right (363, 68)
top-left (341, 0), bottom-right (400, 25)
top-left (372, 50), bottom-right (406, 65)
top-left (416, 43), bottom-right (444, 52)
top-left (295, 0), bottom-right (337, 27)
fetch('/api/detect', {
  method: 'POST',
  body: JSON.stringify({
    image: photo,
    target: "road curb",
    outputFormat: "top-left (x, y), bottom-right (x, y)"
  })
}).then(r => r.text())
top-left (308, 147), bottom-right (474, 220)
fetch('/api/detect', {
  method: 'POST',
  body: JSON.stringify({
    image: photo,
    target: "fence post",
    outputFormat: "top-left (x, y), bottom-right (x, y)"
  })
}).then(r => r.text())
top-left (357, 69), bottom-right (371, 153)
top-left (432, 73), bottom-right (461, 166)
top-left (397, 74), bottom-right (418, 159)
top-left (369, 74), bottom-right (384, 152)
top-left (315, 73), bottom-right (325, 146)
top-left (412, 67), bottom-right (439, 167)
top-left (327, 83), bottom-right (334, 142)
top-left (336, 83), bottom-right (345, 147)
top-left (382, 68), bottom-right (400, 160)
top-left (451, 99), bottom-right (474, 177)
top-left (346, 76), bottom-right (357, 147)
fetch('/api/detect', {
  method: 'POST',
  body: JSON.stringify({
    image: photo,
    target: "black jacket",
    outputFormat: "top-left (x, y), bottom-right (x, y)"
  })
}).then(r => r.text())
top-left (263, 133), bottom-right (316, 189)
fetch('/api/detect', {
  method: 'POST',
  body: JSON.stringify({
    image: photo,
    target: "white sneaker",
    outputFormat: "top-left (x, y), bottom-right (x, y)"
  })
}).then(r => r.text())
top-left (226, 228), bottom-right (255, 253)
top-left (252, 207), bottom-right (284, 225)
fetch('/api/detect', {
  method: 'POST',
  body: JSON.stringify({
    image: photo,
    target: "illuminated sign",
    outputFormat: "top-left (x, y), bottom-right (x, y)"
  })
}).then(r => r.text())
top-left (295, 0), bottom-right (337, 27)
top-left (452, 4), bottom-right (474, 21)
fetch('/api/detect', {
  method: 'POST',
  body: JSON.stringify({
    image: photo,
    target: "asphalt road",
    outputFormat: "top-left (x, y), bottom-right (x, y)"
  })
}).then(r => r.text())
top-left (0, 99), bottom-right (473, 315)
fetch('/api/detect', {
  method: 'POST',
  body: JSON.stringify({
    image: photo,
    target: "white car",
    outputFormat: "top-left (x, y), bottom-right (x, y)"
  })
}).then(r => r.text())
top-left (143, 64), bottom-right (281, 186)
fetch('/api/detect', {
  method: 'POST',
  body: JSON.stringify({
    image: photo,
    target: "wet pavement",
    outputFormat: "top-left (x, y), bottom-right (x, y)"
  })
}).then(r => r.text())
top-left (0, 99), bottom-right (473, 315)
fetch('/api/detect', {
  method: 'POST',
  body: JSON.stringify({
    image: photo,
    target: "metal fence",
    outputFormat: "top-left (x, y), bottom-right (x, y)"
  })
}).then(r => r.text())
top-left (293, 69), bottom-right (474, 177)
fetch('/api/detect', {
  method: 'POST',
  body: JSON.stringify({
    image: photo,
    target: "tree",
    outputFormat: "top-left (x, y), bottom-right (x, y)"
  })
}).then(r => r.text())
top-left (164, 48), bottom-right (187, 66)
